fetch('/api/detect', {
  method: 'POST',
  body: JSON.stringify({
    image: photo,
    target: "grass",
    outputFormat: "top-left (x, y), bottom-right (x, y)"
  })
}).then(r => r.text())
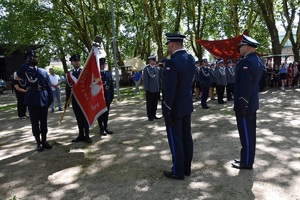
top-left (0, 86), bottom-right (145, 112)
top-left (115, 86), bottom-right (146, 101)
top-left (0, 104), bottom-right (16, 111)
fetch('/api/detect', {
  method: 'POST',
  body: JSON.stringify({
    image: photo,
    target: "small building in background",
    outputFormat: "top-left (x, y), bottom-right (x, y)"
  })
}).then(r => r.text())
top-left (0, 45), bottom-right (40, 90)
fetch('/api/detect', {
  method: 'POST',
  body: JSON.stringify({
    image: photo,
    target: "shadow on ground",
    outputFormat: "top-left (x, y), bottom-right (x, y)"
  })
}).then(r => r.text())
top-left (0, 87), bottom-right (299, 200)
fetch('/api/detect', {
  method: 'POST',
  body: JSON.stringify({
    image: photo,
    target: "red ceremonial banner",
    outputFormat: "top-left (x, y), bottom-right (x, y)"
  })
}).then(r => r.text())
top-left (73, 47), bottom-right (107, 127)
top-left (196, 35), bottom-right (243, 62)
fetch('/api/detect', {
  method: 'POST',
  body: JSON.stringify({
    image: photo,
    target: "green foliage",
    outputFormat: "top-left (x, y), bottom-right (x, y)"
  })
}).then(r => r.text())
top-left (50, 66), bottom-right (65, 76)
top-left (0, 0), bottom-right (298, 65)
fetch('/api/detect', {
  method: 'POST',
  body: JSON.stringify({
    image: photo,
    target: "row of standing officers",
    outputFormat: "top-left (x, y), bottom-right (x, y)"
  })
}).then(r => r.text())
top-left (143, 55), bottom-right (237, 113)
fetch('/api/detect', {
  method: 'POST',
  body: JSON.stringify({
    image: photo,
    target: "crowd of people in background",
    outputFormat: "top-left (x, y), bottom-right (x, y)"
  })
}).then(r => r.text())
top-left (261, 61), bottom-right (299, 91)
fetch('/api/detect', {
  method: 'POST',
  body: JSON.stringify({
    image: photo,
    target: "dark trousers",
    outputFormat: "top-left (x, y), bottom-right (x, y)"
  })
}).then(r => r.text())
top-left (72, 98), bottom-right (89, 136)
top-left (146, 92), bottom-right (159, 119)
top-left (98, 103), bottom-right (110, 129)
top-left (166, 114), bottom-right (193, 176)
top-left (226, 83), bottom-right (234, 100)
top-left (235, 111), bottom-right (256, 166)
top-left (201, 87), bottom-right (209, 107)
top-left (16, 92), bottom-right (27, 117)
top-left (292, 74), bottom-right (299, 86)
top-left (216, 85), bottom-right (225, 103)
top-left (28, 105), bottom-right (48, 143)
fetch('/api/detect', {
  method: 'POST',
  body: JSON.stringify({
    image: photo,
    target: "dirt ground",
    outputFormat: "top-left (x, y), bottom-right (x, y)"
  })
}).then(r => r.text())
top-left (0, 87), bottom-right (299, 200)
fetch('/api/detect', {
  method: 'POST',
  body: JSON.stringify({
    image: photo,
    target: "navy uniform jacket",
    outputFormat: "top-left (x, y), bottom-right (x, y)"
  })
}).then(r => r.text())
top-left (101, 70), bottom-right (114, 104)
top-left (199, 66), bottom-right (211, 87)
top-left (17, 62), bottom-right (53, 107)
top-left (143, 65), bottom-right (160, 92)
top-left (215, 66), bottom-right (227, 86)
top-left (234, 53), bottom-right (263, 113)
top-left (163, 50), bottom-right (195, 118)
top-left (226, 66), bottom-right (235, 83)
top-left (210, 69), bottom-right (217, 84)
top-left (194, 66), bottom-right (200, 82)
top-left (66, 68), bottom-right (82, 94)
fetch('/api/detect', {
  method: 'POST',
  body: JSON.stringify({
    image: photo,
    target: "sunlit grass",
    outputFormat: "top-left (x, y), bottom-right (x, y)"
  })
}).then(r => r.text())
top-left (115, 86), bottom-right (145, 101)
top-left (0, 104), bottom-right (16, 111)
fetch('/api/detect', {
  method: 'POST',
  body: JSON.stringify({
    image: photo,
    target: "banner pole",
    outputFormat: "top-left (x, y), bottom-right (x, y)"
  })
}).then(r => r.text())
top-left (59, 93), bottom-right (72, 125)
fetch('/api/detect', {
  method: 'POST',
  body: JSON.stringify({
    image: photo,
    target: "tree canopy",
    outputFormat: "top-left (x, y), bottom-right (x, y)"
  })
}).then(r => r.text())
top-left (0, 0), bottom-right (299, 69)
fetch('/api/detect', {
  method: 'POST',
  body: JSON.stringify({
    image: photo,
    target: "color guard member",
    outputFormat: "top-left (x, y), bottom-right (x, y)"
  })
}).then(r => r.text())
top-left (15, 50), bottom-right (53, 151)
top-left (66, 54), bottom-right (92, 143)
top-left (97, 57), bottom-right (114, 136)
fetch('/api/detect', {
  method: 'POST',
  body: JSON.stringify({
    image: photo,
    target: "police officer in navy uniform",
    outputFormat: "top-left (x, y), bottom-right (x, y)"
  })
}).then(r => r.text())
top-left (215, 59), bottom-right (227, 104)
top-left (194, 61), bottom-right (201, 101)
top-left (159, 58), bottom-right (168, 105)
top-left (143, 55), bottom-right (161, 121)
top-left (66, 54), bottom-right (92, 143)
top-left (15, 50), bottom-right (53, 151)
top-left (226, 59), bottom-right (235, 101)
top-left (209, 63), bottom-right (217, 100)
top-left (231, 35), bottom-right (263, 170)
top-left (199, 58), bottom-right (211, 109)
top-left (163, 33), bottom-right (195, 180)
top-left (97, 57), bottom-right (114, 136)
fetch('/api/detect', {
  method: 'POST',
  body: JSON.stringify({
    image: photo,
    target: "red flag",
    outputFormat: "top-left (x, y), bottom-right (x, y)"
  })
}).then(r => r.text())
top-left (73, 47), bottom-right (107, 127)
top-left (196, 35), bottom-right (243, 62)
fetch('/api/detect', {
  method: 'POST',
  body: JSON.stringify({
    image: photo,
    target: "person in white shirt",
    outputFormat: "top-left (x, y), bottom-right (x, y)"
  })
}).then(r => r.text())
top-left (49, 68), bottom-right (62, 112)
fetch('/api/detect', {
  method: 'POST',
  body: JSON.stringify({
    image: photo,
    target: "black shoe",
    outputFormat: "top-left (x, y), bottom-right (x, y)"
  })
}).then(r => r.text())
top-left (231, 162), bottom-right (253, 170)
top-left (202, 106), bottom-right (210, 109)
top-left (42, 141), bottom-right (53, 149)
top-left (104, 128), bottom-right (113, 134)
top-left (72, 135), bottom-right (85, 142)
top-left (233, 159), bottom-right (240, 163)
top-left (184, 171), bottom-right (191, 176)
top-left (164, 171), bottom-right (184, 180)
top-left (100, 127), bottom-right (105, 135)
top-left (36, 144), bottom-right (44, 152)
top-left (85, 136), bottom-right (92, 143)
top-left (153, 116), bottom-right (161, 119)
top-left (59, 108), bottom-right (63, 111)
top-left (101, 132), bottom-right (107, 136)
top-left (148, 118), bottom-right (153, 121)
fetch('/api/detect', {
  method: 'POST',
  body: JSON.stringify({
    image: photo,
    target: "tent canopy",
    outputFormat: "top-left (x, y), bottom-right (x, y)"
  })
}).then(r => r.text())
top-left (123, 57), bottom-right (145, 71)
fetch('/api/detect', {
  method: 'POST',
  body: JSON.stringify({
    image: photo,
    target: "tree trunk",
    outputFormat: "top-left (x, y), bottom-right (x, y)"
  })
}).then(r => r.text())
top-left (256, 0), bottom-right (282, 66)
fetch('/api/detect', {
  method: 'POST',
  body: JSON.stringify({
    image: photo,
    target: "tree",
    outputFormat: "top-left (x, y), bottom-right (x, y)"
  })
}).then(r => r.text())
top-left (281, 0), bottom-right (300, 62)
top-left (256, 0), bottom-right (290, 65)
